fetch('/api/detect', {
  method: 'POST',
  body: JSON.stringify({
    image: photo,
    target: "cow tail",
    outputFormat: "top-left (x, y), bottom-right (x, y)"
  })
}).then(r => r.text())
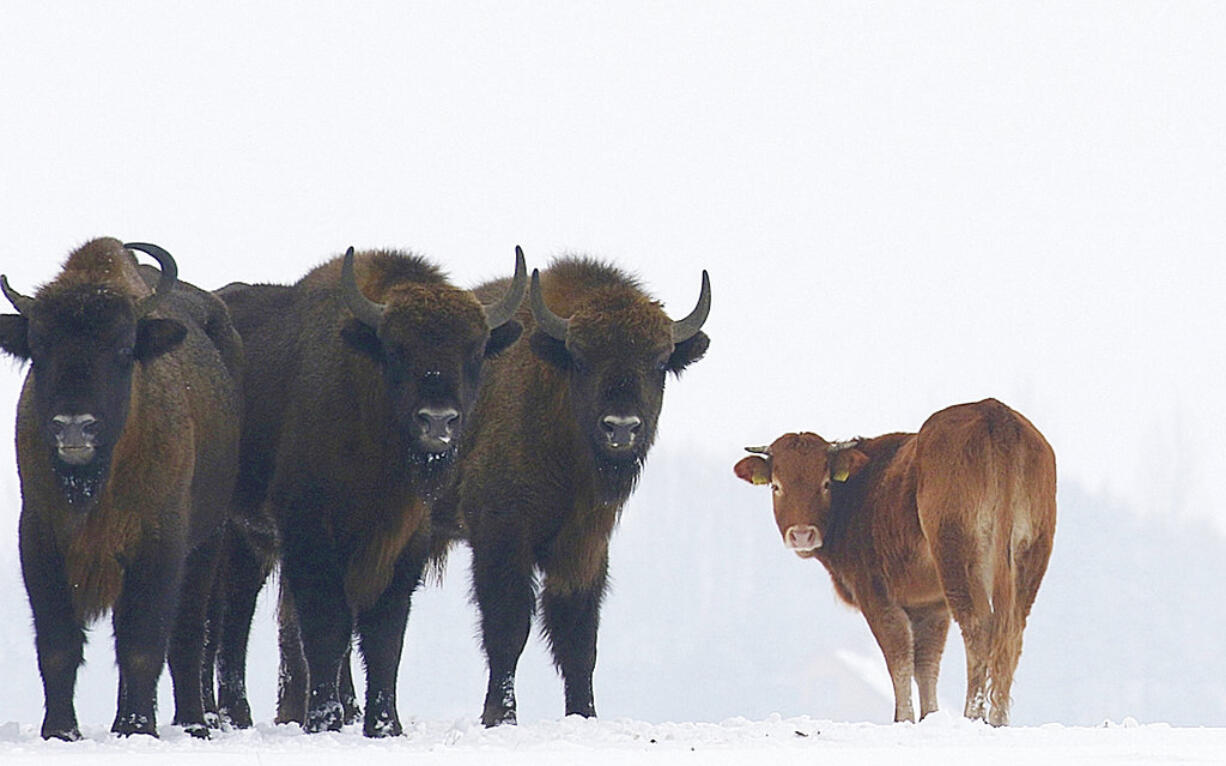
top-left (986, 442), bottom-right (1023, 724)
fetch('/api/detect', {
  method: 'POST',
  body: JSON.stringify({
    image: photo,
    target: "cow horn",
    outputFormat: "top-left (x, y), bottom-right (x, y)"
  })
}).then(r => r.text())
top-left (1, 275), bottom-right (35, 316)
top-left (744, 445), bottom-right (770, 454)
top-left (124, 242), bottom-right (179, 317)
top-left (529, 268), bottom-right (570, 341)
top-left (482, 245), bottom-right (528, 329)
top-left (671, 269), bottom-right (711, 344)
top-left (341, 246), bottom-right (386, 329)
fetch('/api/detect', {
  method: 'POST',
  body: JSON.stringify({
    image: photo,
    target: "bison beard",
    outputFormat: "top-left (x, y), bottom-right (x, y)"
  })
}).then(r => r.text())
top-left (592, 451), bottom-right (643, 506)
top-left (50, 451), bottom-right (111, 507)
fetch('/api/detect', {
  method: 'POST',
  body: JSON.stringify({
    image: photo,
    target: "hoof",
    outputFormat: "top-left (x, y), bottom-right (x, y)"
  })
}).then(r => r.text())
top-left (481, 708), bottom-right (517, 728)
top-left (220, 700), bottom-right (253, 730)
top-left (363, 714), bottom-right (402, 738)
top-left (181, 722), bottom-right (211, 740)
top-left (305, 700), bottom-right (345, 733)
top-left (112, 712), bottom-right (158, 738)
top-left (41, 726), bottom-right (82, 742)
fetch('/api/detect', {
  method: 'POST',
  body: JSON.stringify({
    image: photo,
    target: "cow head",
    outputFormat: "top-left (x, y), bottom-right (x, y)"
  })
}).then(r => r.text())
top-left (528, 265), bottom-right (710, 501)
top-left (734, 434), bottom-right (869, 558)
top-left (0, 239), bottom-right (187, 506)
top-left (339, 246), bottom-right (526, 466)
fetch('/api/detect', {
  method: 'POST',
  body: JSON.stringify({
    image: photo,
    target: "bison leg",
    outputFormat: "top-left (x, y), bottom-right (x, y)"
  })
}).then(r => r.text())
top-left (21, 517), bottom-right (85, 741)
top-left (472, 536), bottom-right (535, 727)
top-left (354, 545), bottom-right (427, 738)
top-left (216, 524), bottom-right (272, 729)
top-left (541, 559), bottom-right (607, 719)
top-left (906, 603), bottom-right (950, 720)
top-left (275, 582), bottom-right (309, 725)
top-left (339, 648), bottom-right (361, 725)
top-left (281, 525), bottom-right (352, 733)
top-left (858, 585), bottom-right (916, 723)
top-left (112, 547), bottom-right (184, 737)
top-left (168, 532), bottom-right (224, 738)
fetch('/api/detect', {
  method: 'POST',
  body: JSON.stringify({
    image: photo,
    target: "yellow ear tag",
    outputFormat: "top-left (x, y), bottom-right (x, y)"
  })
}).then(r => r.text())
top-left (751, 474), bottom-right (770, 486)
top-left (832, 468), bottom-right (850, 482)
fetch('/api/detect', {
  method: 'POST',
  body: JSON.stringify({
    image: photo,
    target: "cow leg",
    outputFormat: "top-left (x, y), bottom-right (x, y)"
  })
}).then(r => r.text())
top-left (281, 522), bottom-right (352, 733)
top-left (21, 518), bottom-right (85, 742)
top-left (201, 562), bottom-right (222, 728)
top-left (541, 557), bottom-right (607, 719)
top-left (906, 603), bottom-right (951, 720)
top-left (355, 545), bottom-right (427, 737)
top-left (112, 546), bottom-right (184, 737)
top-left (859, 588), bottom-right (916, 723)
top-left (216, 524), bottom-right (271, 729)
top-left (168, 532), bottom-right (224, 738)
top-left (472, 534), bottom-right (535, 727)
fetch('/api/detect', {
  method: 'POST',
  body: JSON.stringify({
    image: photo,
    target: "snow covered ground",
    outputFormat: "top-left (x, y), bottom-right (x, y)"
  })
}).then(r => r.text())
top-left (1, 714), bottom-right (1223, 766)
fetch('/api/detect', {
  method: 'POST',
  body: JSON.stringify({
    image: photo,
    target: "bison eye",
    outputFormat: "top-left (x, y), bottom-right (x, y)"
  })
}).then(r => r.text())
top-left (117, 346), bottom-right (134, 360)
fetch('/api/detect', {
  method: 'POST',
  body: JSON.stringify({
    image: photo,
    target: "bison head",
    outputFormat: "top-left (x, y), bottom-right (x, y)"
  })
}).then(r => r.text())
top-left (528, 265), bottom-right (710, 501)
top-left (0, 240), bottom-right (187, 506)
top-left (338, 246), bottom-right (526, 465)
top-left (734, 434), bottom-right (869, 558)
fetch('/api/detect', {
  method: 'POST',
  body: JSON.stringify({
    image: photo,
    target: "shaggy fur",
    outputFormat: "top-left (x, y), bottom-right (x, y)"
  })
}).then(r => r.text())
top-left (0, 238), bottom-right (240, 740)
top-left (211, 248), bottom-right (523, 738)
top-left (441, 255), bottom-right (710, 726)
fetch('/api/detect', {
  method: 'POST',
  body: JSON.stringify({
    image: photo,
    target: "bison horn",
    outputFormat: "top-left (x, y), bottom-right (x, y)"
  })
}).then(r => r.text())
top-left (1, 274), bottom-right (35, 316)
top-left (341, 246), bottom-right (387, 329)
top-left (744, 445), bottom-right (770, 454)
top-left (529, 268), bottom-right (570, 341)
top-left (124, 242), bottom-right (179, 317)
top-left (482, 245), bottom-right (528, 329)
top-left (671, 269), bottom-right (711, 344)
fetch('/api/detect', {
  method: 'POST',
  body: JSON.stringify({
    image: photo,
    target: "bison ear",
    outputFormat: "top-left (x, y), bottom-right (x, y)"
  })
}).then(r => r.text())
top-left (0, 315), bottom-right (30, 359)
top-left (734, 455), bottom-right (771, 486)
top-left (528, 329), bottom-right (571, 370)
top-left (667, 330), bottom-right (709, 375)
top-left (830, 448), bottom-right (869, 482)
top-left (135, 318), bottom-right (187, 361)
top-left (484, 320), bottom-right (523, 359)
top-left (340, 318), bottom-right (383, 360)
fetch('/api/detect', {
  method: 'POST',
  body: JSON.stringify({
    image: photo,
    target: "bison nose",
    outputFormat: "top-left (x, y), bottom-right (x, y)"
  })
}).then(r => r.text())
top-left (601, 415), bottom-right (642, 448)
top-left (51, 414), bottom-right (100, 465)
top-left (784, 525), bottom-right (822, 552)
top-left (416, 406), bottom-right (460, 449)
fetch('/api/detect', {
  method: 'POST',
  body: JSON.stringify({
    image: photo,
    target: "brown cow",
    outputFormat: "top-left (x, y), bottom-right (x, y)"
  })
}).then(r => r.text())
top-left (0, 239), bottom-right (241, 739)
top-left (734, 398), bottom-right (1055, 726)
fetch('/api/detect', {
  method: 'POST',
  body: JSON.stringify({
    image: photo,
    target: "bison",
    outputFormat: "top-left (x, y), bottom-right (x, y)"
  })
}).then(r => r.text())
top-left (734, 398), bottom-right (1056, 726)
top-left (0, 238), bottom-right (241, 739)
top-left (211, 246), bottom-right (527, 737)
top-left (441, 256), bottom-right (711, 726)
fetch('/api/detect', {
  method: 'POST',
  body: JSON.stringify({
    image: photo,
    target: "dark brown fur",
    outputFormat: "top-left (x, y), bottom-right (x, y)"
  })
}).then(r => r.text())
top-left (444, 256), bottom-right (710, 726)
top-left (211, 248), bottom-right (523, 737)
top-left (734, 398), bottom-right (1056, 725)
top-left (0, 238), bottom-right (240, 740)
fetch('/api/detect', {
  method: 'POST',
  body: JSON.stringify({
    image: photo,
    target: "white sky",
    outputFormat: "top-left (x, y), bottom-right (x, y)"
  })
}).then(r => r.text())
top-left (2, 1), bottom-right (1225, 536)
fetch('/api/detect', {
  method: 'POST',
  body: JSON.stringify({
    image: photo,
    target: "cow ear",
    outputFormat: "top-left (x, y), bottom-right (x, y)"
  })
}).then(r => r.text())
top-left (0, 315), bottom-right (30, 359)
top-left (135, 318), bottom-right (187, 361)
top-left (529, 329), bottom-right (571, 370)
top-left (484, 320), bottom-right (523, 359)
top-left (667, 330), bottom-right (709, 375)
top-left (340, 318), bottom-right (383, 360)
top-left (830, 448), bottom-right (869, 482)
top-left (734, 455), bottom-right (771, 486)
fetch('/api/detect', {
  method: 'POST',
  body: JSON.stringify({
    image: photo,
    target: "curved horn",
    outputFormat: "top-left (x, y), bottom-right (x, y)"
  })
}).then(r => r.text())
top-left (340, 246), bottom-right (386, 329)
top-left (482, 245), bottom-right (528, 329)
top-left (671, 269), bottom-right (711, 344)
top-left (124, 242), bottom-right (179, 317)
top-left (529, 268), bottom-right (570, 341)
top-left (744, 445), bottom-right (770, 455)
top-left (1, 274), bottom-right (35, 316)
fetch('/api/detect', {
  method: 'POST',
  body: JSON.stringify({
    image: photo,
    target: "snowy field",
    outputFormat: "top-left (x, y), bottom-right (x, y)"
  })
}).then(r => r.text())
top-left (1, 714), bottom-right (1223, 766)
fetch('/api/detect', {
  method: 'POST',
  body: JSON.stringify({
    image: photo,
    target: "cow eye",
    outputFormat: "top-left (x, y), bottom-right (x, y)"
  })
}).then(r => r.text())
top-left (822, 479), bottom-right (831, 491)
top-left (771, 481), bottom-right (781, 494)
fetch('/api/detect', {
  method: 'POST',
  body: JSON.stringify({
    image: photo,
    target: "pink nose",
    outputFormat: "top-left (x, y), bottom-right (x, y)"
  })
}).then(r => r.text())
top-left (784, 525), bottom-right (822, 551)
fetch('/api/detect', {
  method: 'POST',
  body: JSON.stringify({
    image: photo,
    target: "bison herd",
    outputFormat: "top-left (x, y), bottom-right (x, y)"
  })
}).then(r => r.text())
top-left (0, 238), bottom-right (1053, 740)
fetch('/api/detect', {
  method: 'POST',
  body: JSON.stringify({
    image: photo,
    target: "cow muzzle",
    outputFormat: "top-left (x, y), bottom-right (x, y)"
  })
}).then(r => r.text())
top-left (784, 525), bottom-right (822, 555)
top-left (51, 414), bottom-right (100, 466)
